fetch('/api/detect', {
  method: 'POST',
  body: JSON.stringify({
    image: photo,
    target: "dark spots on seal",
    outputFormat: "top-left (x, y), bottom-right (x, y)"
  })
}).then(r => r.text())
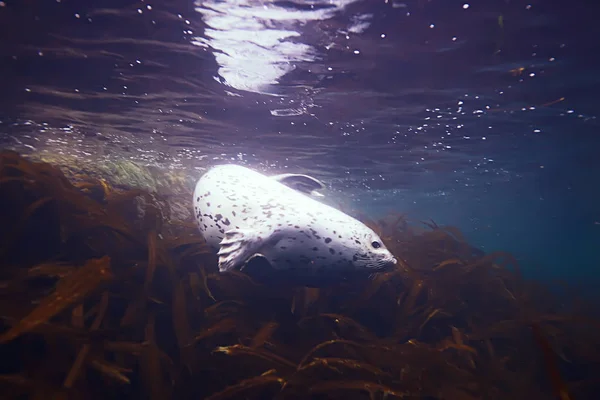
top-left (196, 197), bottom-right (200, 202)
top-left (338, 235), bottom-right (343, 239)
top-left (203, 224), bottom-right (208, 229)
top-left (312, 247), bottom-right (319, 251)
top-left (355, 240), bottom-right (361, 245)
top-left (353, 255), bottom-right (358, 261)
top-left (215, 214), bottom-right (223, 221)
top-left (294, 225), bottom-right (300, 229)
top-left (329, 248), bottom-right (335, 255)
top-left (222, 218), bottom-right (231, 226)
top-left (338, 251), bottom-right (343, 255)
top-left (280, 246), bottom-right (287, 250)
top-left (206, 202), bottom-right (211, 207)
top-left (298, 255), bottom-right (311, 264)
top-left (333, 231), bottom-right (337, 234)
top-left (232, 211), bottom-right (236, 217)
top-left (235, 226), bottom-right (240, 229)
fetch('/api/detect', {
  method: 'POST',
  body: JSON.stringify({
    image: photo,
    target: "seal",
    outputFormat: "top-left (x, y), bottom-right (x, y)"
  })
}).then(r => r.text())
top-left (192, 164), bottom-right (397, 275)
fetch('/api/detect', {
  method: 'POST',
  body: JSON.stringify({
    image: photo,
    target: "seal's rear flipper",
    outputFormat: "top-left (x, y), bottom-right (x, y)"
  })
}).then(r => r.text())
top-left (271, 173), bottom-right (325, 197)
top-left (217, 229), bottom-right (276, 272)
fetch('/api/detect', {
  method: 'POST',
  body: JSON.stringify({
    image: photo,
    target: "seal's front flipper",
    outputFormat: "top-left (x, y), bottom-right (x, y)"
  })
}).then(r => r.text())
top-left (217, 229), bottom-right (276, 272)
top-left (271, 173), bottom-right (326, 197)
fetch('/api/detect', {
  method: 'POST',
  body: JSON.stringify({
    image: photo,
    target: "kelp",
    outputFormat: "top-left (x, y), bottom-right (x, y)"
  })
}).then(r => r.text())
top-left (0, 150), bottom-right (599, 400)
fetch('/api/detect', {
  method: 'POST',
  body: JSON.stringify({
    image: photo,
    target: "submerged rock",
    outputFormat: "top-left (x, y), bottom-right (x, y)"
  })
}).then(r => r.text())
top-left (29, 151), bottom-right (197, 223)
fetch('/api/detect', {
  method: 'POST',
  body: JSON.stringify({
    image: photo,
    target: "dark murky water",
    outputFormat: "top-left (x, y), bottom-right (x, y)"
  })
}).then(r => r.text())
top-left (1, 0), bottom-right (599, 284)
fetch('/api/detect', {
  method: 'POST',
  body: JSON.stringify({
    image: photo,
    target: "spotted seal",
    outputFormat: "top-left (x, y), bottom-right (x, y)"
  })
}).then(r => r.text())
top-left (192, 164), bottom-right (397, 275)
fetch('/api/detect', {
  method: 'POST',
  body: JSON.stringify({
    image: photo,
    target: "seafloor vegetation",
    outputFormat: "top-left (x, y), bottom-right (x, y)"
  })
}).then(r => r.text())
top-left (0, 150), bottom-right (598, 400)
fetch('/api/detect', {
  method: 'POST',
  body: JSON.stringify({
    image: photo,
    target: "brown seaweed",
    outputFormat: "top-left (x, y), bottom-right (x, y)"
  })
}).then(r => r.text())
top-left (63, 291), bottom-right (110, 388)
top-left (0, 151), bottom-right (599, 400)
top-left (204, 370), bottom-right (285, 400)
top-left (0, 256), bottom-right (112, 344)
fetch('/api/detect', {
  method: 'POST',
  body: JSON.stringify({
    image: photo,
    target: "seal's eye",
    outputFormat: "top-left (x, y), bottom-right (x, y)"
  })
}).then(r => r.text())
top-left (371, 241), bottom-right (381, 249)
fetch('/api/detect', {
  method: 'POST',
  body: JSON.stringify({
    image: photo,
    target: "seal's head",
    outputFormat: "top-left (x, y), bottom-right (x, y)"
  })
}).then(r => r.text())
top-left (349, 228), bottom-right (397, 272)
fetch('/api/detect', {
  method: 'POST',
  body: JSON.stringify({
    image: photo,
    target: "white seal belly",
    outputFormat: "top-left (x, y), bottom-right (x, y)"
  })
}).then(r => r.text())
top-left (192, 164), bottom-right (397, 274)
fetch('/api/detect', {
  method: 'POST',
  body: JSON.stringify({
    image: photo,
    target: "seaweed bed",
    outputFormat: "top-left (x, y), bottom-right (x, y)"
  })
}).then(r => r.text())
top-left (0, 150), bottom-right (599, 400)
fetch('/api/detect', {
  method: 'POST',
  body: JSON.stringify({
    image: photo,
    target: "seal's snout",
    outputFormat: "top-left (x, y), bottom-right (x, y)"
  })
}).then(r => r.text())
top-left (388, 256), bottom-right (398, 268)
top-left (376, 255), bottom-right (397, 272)
top-left (385, 252), bottom-right (397, 265)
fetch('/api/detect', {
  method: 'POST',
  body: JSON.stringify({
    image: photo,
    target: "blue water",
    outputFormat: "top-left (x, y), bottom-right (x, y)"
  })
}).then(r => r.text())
top-left (1, 0), bottom-right (599, 289)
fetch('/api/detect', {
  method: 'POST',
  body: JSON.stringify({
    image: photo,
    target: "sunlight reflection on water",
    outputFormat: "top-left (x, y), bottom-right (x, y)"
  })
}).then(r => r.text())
top-left (193, 0), bottom-right (365, 94)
